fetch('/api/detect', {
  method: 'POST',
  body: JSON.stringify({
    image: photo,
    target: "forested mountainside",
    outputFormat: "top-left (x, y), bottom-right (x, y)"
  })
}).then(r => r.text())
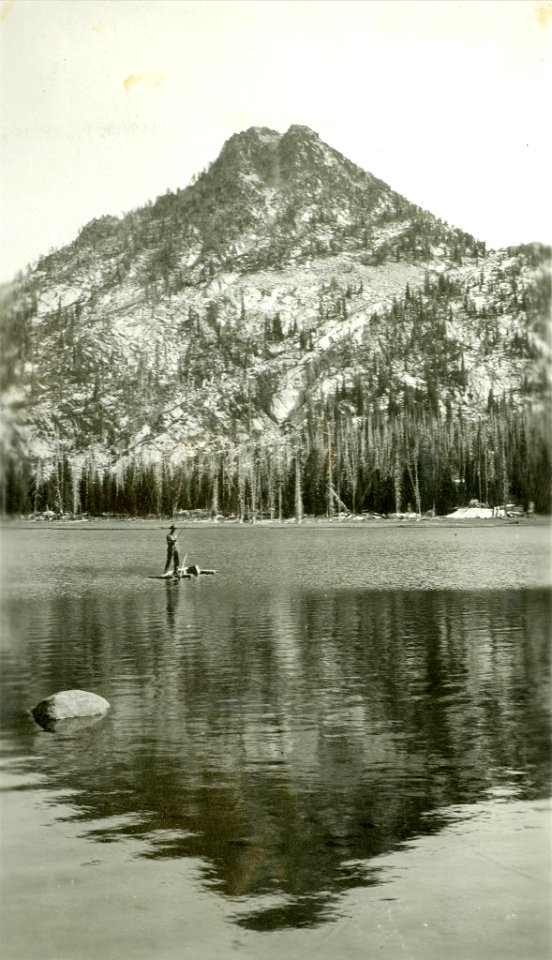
top-left (1, 125), bottom-right (550, 517)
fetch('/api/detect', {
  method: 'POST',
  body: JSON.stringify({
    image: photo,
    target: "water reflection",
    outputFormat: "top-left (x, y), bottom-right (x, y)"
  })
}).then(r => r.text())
top-left (1, 583), bottom-right (550, 930)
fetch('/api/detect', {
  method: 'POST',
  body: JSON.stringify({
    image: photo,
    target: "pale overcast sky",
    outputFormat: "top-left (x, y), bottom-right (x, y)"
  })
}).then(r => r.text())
top-left (0, 0), bottom-right (550, 281)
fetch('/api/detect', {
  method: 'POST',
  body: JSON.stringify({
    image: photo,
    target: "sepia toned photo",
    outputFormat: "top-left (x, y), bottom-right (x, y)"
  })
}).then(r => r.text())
top-left (1, 2), bottom-right (550, 958)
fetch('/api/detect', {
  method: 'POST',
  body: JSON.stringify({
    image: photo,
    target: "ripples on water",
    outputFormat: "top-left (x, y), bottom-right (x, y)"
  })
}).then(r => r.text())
top-left (1, 523), bottom-right (550, 933)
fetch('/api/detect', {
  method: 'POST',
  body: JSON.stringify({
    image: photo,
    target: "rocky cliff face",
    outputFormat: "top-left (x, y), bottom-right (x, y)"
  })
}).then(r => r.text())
top-left (0, 125), bottom-right (550, 515)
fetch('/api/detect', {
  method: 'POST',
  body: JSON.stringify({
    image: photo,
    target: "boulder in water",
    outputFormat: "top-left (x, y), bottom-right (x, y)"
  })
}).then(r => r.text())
top-left (32, 690), bottom-right (110, 729)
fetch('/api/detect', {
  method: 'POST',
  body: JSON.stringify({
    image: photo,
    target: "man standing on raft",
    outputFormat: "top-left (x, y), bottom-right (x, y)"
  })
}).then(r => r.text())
top-left (163, 524), bottom-right (180, 577)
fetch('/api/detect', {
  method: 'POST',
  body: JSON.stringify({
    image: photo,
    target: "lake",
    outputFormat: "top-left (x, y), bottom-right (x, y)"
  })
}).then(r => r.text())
top-left (1, 521), bottom-right (551, 959)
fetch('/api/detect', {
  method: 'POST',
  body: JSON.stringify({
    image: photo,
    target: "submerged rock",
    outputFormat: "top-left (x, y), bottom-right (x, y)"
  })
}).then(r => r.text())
top-left (34, 713), bottom-right (108, 734)
top-left (32, 690), bottom-right (110, 729)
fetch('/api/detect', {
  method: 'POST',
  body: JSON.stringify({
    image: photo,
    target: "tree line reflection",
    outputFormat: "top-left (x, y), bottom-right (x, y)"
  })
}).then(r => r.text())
top-left (2, 584), bottom-right (550, 930)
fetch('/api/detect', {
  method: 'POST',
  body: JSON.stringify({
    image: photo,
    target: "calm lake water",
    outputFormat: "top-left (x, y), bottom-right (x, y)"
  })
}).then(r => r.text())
top-left (1, 521), bottom-right (551, 959)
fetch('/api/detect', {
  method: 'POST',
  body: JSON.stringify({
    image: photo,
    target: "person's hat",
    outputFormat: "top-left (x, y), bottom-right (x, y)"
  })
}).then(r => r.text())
top-left (169, 524), bottom-right (176, 531)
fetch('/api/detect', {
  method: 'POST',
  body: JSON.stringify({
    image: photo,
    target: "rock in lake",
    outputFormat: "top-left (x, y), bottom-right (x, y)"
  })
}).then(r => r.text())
top-left (32, 690), bottom-right (110, 728)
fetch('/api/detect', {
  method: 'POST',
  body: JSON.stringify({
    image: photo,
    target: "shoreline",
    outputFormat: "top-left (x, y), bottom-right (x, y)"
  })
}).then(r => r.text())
top-left (1, 514), bottom-right (549, 531)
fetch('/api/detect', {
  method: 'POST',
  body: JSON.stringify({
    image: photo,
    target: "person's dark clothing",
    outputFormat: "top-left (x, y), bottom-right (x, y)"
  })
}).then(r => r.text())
top-left (164, 530), bottom-right (180, 575)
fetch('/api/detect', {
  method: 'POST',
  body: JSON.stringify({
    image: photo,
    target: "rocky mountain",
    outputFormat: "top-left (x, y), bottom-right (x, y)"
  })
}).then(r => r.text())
top-left (1, 125), bottom-right (550, 517)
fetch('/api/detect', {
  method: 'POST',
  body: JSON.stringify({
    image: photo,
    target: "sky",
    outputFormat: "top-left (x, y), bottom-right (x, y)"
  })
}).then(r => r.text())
top-left (0, 0), bottom-right (551, 282)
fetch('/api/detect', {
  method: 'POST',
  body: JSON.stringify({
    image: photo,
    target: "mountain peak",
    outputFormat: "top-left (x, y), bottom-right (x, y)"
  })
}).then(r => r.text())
top-left (228, 124), bottom-right (320, 145)
top-left (216, 124), bottom-right (323, 167)
top-left (1, 123), bottom-right (549, 520)
top-left (233, 125), bottom-right (280, 143)
top-left (218, 125), bottom-right (280, 156)
top-left (283, 124), bottom-right (320, 140)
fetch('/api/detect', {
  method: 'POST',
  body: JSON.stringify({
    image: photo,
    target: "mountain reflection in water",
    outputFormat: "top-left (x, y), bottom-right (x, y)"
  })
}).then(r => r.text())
top-left (2, 564), bottom-right (549, 931)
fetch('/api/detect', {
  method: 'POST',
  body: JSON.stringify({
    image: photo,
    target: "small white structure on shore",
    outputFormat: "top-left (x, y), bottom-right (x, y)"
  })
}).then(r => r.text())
top-left (446, 505), bottom-right (514, 519)
top-left (447, 506), bottom-right (493, 519)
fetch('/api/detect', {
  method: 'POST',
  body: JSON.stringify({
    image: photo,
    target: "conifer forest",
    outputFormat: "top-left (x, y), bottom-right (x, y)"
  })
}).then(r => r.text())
top-left (1, 126), bottom-right (550, 519)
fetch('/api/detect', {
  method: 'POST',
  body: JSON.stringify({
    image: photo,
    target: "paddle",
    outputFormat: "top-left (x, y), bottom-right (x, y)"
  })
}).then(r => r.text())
top-left (178, 553), bottom-right (188, 579)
